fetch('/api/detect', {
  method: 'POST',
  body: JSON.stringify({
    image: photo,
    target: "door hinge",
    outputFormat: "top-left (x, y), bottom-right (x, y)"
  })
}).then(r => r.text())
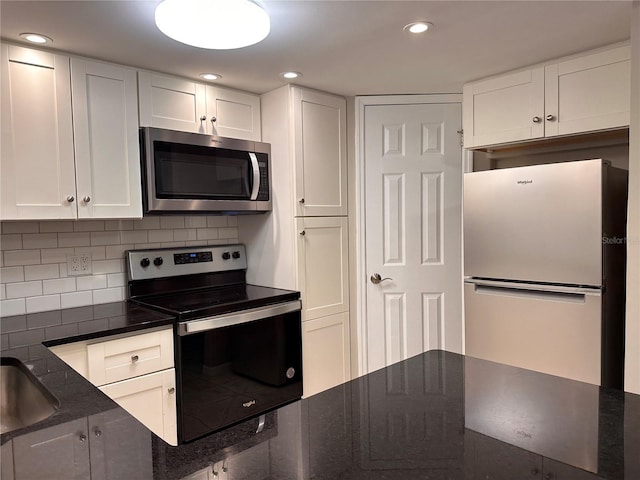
top-left (457, 129), bottom-right (464, 147)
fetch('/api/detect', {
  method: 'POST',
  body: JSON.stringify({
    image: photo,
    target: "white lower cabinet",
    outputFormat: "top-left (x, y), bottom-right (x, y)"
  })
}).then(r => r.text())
top-left (99, 368), bottom-right (177, 446)
top-left (302, 312), bottom-right (350, 398)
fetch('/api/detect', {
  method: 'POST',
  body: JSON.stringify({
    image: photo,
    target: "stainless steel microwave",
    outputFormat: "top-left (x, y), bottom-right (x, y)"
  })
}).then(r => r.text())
top-left (140, 127), bottom-right (271, 214)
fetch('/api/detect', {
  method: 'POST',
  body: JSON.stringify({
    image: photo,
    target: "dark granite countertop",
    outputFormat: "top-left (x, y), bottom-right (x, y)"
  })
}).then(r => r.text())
top-left (1, 304), bottom-right (639, 479)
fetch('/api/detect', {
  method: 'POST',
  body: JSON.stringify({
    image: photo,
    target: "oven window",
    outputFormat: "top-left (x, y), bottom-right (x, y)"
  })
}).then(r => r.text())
top-left (154, 141), bottom-right (251, 199)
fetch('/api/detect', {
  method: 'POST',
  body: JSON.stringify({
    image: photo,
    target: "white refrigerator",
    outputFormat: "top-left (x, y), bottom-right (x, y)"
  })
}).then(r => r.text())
top-left (463, 158), bottom-right (627, 388)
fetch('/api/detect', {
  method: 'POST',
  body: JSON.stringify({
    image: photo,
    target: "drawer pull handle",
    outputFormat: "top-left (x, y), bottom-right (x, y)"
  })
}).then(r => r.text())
top-left (131, 355), bottom-right (139, 363)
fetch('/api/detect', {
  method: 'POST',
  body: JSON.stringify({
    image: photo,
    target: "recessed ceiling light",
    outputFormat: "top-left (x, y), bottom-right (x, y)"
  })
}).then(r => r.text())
top-left (403, 22), bottom-right (433, 34)
top-left (19, 33), bottom-right (52, 44)
top-left (155, 0), bottom-right (270, 50)
top-left (281, 71), bottom-right (301, 80)
top-left (200, 73), bottom-right (222, 81)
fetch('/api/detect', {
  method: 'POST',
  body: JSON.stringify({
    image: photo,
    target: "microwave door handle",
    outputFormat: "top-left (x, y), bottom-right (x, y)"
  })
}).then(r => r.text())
top-left (249, 152), bottom-right (260, 200)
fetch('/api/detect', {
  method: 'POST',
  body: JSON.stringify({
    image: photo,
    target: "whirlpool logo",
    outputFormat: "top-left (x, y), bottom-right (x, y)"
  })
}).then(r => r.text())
top-left (517, 180), bottom-right (533, 185)
top-left (242, 400), bottom-right (256, 408)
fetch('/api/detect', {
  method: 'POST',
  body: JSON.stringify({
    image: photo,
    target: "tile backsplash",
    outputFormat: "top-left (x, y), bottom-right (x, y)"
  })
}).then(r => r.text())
top-left (0, 216), bottom-right (239, 316)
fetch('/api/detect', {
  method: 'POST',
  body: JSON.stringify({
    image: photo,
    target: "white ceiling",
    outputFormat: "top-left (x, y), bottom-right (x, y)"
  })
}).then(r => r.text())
top-left (0, 1), bottom-right (633, 96)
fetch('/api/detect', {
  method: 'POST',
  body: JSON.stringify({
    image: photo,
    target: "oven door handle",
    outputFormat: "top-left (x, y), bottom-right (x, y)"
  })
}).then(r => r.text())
top-left (178, 300), bottom-right (302, 336)
top-left (249, 152), bottom-right (260, 201)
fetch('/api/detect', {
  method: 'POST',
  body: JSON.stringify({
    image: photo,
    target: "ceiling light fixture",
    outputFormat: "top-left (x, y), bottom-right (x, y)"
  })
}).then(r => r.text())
top-left (403, 22), bottom-right (433, 34)
top-left (155, 0), bottom-right (270, 50)
top-left (19, 33), bottom-right (52, 44)
top-left (200, 73), bottom-right (222, 81)
top-left (281, 71), bottom-right (301, 80)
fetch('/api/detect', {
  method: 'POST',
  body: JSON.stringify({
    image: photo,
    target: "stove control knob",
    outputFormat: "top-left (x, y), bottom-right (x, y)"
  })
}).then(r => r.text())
top-left (222, 252), bottom-right (231, 260)
top-left (140, 258), bottom-right (150, 268)
top-left (153, 257), bottom-right (163, 267)
top-left (232, 251), bottom-right (241, 259)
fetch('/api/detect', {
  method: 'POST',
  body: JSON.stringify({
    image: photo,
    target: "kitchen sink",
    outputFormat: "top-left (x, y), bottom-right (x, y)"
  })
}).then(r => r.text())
top-left (0, 357), bottom-right (59, 434)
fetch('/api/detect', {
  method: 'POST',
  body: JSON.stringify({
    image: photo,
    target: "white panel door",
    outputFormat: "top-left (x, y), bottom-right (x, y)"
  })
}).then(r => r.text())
top-left (138, 71), bottom-right (207, 133)
top-left (296, 216), bottom-right (349, 321)
top-left (206, 86), bottom-right (261, 140)
top-left (293, 87), bottom-right (347, 216)
top-left (1, 44), bottom-right (76, 219)
top-left (364, 102), bottom-right (463, 373)
top-left (71, 59), bottom-right (142, 218)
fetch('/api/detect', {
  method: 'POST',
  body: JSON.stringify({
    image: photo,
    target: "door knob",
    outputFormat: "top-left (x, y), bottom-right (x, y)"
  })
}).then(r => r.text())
top-left (370, 273), bottom-right (392, 285)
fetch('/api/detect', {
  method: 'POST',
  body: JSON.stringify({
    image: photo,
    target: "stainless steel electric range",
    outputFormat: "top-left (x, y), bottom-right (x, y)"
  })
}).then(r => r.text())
top-left (126, 244), bottom-right (302, 444)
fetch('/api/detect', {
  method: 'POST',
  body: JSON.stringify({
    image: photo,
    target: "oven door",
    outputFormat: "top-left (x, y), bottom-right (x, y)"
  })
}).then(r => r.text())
top-left (176, 301), bottom-right (302, 443)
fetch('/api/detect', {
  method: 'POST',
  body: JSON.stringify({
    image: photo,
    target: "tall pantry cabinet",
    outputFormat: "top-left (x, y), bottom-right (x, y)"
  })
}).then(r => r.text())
top-left (239, 85), bottom-right (350, 398)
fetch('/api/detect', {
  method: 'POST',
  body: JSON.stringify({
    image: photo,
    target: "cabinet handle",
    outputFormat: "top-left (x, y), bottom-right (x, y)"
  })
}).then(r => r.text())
top-left (168, 387), bottom-right (175, 394)
top-left (131, 354), bottom-right (139, 363)
top-left (200, 115), bottom-right (207, 122)
top-left (532, 116), bottom-right (542, 123)
top-left (66, 195), bottom-right (75, 203)
top-left (298, 197), bottom-right (305, 204)
top-left (83, 196), bottom-right (91, 203)
top-left (531, 467), bottom-right (540, 476)
top-left (544, 473), bottom-right (554, 480)
top-left (210, 116), bottom-right (217, 124)
top-left (546, 114), bottom-right (556, 122)
top-left (299, 230), bottom-right (306, 236)
top-left (94, 429), bottom-right (102, 437)
top-left (78, 433), bottom-right (87, 442)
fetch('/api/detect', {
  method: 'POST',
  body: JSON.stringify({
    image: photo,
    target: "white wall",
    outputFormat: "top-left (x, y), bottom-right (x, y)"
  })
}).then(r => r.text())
top-left (625, 1), bottom-right (640, 394)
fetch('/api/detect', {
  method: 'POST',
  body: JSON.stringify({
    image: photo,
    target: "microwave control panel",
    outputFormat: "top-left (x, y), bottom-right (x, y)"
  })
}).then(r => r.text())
top-left (258, 160), bottom-right (269, 201)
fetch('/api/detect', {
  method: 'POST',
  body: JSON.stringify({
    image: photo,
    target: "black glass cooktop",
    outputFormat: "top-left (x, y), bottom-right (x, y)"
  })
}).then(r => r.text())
top-left (132, 284), bottom-right (300, 321)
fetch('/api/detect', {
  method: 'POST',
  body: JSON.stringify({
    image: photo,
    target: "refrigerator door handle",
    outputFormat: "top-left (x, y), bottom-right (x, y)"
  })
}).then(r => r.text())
top-left (464, 278), bottom-right (601, 303)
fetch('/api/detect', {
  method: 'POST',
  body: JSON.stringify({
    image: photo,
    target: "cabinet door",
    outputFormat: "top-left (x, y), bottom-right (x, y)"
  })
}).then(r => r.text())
top-left (12, 417), bottom-right (90, 480)
top-left (99, 368), bottom-right (177, 446)
top-left (206, 86), bottom-right (261, 140)
top-left (544, 45), bottom-right (630, 137)
top-left (88, 408), bottom-right (153, 480)
top-left (71, 59), bottom-right (142, 218)
top-left (462, 67), bottom-right (545, 148)
top-left (1, 440), bottom-right (14, 480)
top-left (302, 312), bottom-right (350, 397)
top-left (138, 71), bottom-right (207, 133)
top-left (1, 44), bottom-right (76, 220)
top-left (296, 217), bottom-right (349, 321)
top-left (293, 87), bottom-right (347, 216)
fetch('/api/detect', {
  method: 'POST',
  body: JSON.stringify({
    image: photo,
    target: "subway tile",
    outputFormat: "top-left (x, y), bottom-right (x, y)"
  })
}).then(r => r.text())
top-left (6, 281), bottom-right (43, 299)
top-left (75, 246), bottom-right (106, 260)
top-left (133, 217), bottom-right (160, 230)
top-left (106, 244), bottom-right (134, 260)
top-left (59, 263), bottom-right (68, 277)
top-left (90, 231), bottom-right (120, 246)
top-left (61, 305), bottom-right (94, 324)
top-left (0, 284), bottom-right (5, 300)
top-left (43, 277), bottom-right (76, 295)
top-left (0, 299), bottom-right (26, 316)
top-left (161, 242), bottom-right (185, 248)
top-left (76, 275), bottom-right (107, 291)
top-left (105, 220), bottom-right (134, 231)
top-left (148, 229), bottom-right (174, 243)
top-left (120, 230), bottom-right (147, 244)
top-left (73, 220), bottom-right (105, 232)
top-left (92, 259), bottom-right (123, 275)
top-left (26, 310), bottom-right (62, 329)
top-left (1, 266), bottom-right (25, 283)
top-left (39, 221), bottom-right (74, 233)
top-left (185, 216), bottom-right (207, 228)
top-left (196, 228), bottom-right (219, 240)
top-left (227, 216), bottom-right (238, 227)
top-left (93, 301), bottom-right (125, 319)
top-left (22, 233), bottom-right (58, 249)
top-left (58, 232), bottom-right (91, 247)
top-left (173, 229), bottom-right (197, 242)
top-left (41, 247), bottom-right (75, 264)
top-left (24, 264), bottom-right (59, 281)
top-left (207, 239), bottom-right (231, 246)
top-left (206, 216), bottom-right (228, 228)
top-left (0, 315), bottom-right (27, 333)
top-left (1, 334), bottom-right (8, 349)
top-left (1, 222), bottom-right (39, 234)
top-left (1, 234), bottom-right (22, 250)
top-left (3, 249), bottom-right (41, 266)
top-left (92, 287), bottom-right (125, 304)
top-left (26, 295), bottom-right (61, 314)
top-left (160, 216), bottom-right (185, 229)
top-left (60, 291), bottom-right (93, 309)
top-left (45, 323), bottom-right (79, 341)
top-left (218, 227), bottom-right (239, 240)
top-left (185, 241), bottom-right (208, 247)
top-left (134, 243), bottom-right (161, 249)
top-left (8, 327), bottom-right (45, 348)
top-left (107, 273), bottom-right (126, 288)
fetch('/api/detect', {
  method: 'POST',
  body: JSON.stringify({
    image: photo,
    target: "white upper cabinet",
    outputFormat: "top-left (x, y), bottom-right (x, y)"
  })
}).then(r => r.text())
top-left (1, 44), bottom-right (76, 220)
top-left (71, 59), bottom-right (142, 218)
top-left (293, 87), bottom-right (347, 216)
top-left (1, 44), bottom-right (143, 220)
top-left (463, 44), bottom-right (631, 149)
top-left (138, 71), bottom-right (261, 140)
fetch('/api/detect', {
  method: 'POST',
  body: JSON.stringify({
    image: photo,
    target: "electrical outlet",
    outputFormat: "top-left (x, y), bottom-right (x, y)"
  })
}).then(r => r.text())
top-left (67, 254), bottom-right (92, 276)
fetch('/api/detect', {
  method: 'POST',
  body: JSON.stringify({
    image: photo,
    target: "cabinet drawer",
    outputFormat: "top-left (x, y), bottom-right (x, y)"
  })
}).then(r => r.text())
top-left (87, 328), bottom-right (174, 386)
